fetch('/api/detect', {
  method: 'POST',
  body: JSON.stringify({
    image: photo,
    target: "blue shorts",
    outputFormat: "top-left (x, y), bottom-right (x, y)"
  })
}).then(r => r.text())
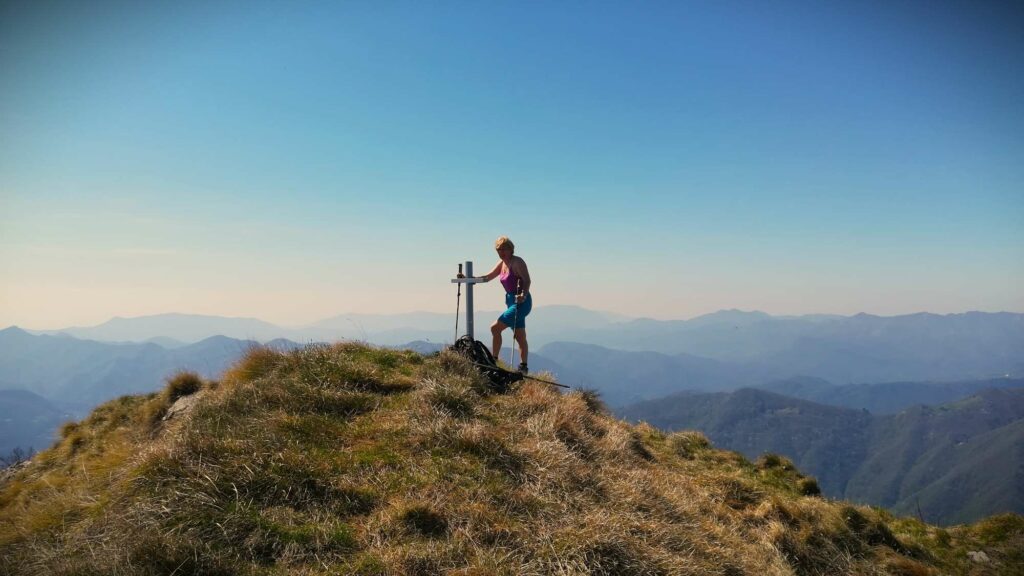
top-left (498, 292), bottom-right (532, 330)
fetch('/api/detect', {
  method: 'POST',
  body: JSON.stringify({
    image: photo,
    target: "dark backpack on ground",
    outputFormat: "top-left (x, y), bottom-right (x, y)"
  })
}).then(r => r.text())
top-left (449, 335), bottom-right (523, 393)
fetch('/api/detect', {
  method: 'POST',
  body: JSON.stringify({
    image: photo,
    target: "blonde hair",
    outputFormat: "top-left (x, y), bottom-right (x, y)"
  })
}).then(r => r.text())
top-left (494, 236), bottom-right (514, 253)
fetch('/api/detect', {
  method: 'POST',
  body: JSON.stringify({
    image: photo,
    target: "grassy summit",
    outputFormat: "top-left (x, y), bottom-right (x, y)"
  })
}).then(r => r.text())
top-left (1, 343), bottom-right (1021, 575)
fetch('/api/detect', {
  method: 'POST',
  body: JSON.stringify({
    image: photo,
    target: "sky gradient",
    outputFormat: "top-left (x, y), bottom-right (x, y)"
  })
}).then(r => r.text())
top-left (2, 1), bottom-right (1022, 329)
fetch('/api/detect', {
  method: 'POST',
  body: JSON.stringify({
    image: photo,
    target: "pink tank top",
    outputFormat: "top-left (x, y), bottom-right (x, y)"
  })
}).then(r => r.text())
top-left (499, 265), bottom-right (520, 294)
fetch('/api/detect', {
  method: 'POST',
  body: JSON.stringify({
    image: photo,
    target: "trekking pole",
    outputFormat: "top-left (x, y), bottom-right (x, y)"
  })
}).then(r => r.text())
top-left (509, 278), bottom-right (520, 367)
top-left (454, 263), bottom-right (462, 342)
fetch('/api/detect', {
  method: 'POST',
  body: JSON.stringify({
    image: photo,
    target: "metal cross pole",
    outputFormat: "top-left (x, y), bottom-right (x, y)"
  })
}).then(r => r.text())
top-left (451, 261), bottom-right (485, 341)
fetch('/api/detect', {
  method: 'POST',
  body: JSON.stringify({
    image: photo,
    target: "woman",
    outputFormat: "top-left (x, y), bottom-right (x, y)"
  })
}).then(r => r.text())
top-left (467, 236), bottom-right (532, 373)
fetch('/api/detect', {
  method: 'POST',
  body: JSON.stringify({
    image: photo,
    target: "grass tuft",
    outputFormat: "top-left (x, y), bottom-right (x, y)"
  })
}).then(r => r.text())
top-left (58, 421), bottom-right (79, 439)
top-left (668, 430), bottom-right (711, 459)
top-left (575, 388), bottom-right (608, 414)
top-left (222, 345), bottom-right (287, 386)
top-left (757, 452), bottom-right (794, 471)
top-left (165, 371), bottom-right (203, 402)
top-left (842, 505), bottom-right (906, 552)
top-left (422, 376), bottom-right (479, 418)
top-left (797, 477), bottom-right (821, 496)
top-left (973, 513), bottom-right (1024, 544)
top-left (885, 555), bottom-right (936, 576)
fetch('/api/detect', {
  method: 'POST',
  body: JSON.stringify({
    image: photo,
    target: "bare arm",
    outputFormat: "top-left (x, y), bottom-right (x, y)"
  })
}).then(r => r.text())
top-left (480, 260), bottom-right (503, 282)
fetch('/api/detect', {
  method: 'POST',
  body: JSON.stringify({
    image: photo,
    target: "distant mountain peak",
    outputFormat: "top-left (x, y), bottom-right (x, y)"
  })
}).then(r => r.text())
top-left (685, 309), bottom-right (773, 326)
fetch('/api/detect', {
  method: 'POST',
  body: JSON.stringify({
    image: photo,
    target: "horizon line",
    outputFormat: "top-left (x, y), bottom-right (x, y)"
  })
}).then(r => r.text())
top-left (6, 306), bottom-right (1024, 333)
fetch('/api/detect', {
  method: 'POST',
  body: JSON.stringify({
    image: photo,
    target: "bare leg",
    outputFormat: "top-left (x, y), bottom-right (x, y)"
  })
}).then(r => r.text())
top-left (490, 320), bottom-right (507, 359)
top-left (514, 328), bottom-right (528, 365)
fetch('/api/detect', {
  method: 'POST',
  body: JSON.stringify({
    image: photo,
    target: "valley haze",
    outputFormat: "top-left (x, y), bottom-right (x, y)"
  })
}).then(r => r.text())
top-left (5, 307), bottom-right (1022, 407)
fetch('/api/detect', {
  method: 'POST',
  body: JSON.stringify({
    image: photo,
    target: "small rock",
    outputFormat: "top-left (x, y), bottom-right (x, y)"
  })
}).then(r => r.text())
top-left (163, 390), bottom-right (206, 421)
top-left (0, 459), bottom-right (32, 486)
top-left (967, 550), bottom-right (990, 563)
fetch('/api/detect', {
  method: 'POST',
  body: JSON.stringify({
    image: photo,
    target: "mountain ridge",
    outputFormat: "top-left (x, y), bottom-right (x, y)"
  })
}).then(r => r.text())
top-left (620, 387), bottom-right (1024, 525)
top-left (15, 309), bottom-right (1024, 385)
top-left (2, 342), bottom-right (1021, 574)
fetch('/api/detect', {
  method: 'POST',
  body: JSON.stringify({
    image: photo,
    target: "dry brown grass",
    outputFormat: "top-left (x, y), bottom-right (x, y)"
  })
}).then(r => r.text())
top-left (1, 341), bottom-right (1020, 575)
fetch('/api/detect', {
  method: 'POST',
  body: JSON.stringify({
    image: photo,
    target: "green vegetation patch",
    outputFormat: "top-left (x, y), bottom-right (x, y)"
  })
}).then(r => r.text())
top-left (424, 377), bottom-right (480, 418)
top-left (841, 505), bottom-right (908, 553)
top-left (345, 553), bottom-right (388, 576)
top-left (274, 412), bottom-right (347, 442)
top-left (797, 477), bottom-right (821, 496)
top-left (353, 443), bottom-right (403, 470)
top-left (290, 343), bottom-right (419, 395)
top-left (972, 513), bottom-right (1024, 545)
top-left (456, 433), bottom-right (525, 482)
top-left (754, 453), bottom-right (821, 497)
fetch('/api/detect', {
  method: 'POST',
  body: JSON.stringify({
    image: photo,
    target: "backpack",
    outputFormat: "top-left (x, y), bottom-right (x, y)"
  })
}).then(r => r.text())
top-left (449, 335), bottom-right (524, 393)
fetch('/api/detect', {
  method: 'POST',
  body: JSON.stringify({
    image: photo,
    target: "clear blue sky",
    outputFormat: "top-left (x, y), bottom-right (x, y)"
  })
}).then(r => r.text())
top-left (2, 1), bottom-right (1022, 328)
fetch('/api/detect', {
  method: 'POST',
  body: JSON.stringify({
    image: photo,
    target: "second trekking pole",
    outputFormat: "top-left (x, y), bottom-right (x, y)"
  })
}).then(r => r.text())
top-left (509, 278), bottom-right (520, 368)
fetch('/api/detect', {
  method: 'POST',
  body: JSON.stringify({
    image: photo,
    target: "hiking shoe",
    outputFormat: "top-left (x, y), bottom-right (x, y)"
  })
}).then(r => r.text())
top-left (517, 363), bottom-right (528, 374)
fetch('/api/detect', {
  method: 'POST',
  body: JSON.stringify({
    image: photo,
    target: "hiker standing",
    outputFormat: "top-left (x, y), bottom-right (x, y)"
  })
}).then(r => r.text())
top-left (459, 236), bottom-right (532, 373)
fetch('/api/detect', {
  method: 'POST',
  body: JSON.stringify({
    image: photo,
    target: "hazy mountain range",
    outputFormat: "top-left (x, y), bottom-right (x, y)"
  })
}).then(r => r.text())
top-left (26, 306), bottom-right (629, 347)
top-left (567, 310), bottom-right (1024, 383)
top-left (22, 308), bottom-right (1022, 376)
top-left (756, 375), bottom-right (1024, 414)
top-left (0, 329), bottom-right (575, 455)
top-left (0, 389), bottom-right (73, 457)
top-left (0, 327), bottom-right (298, 408)
top-left (619, 387), bottom-right (1024, 525)
top-left (22, 308), bottom-right (1022, 385)
top-left (4, 307), bottom-right (1023, 449)
top-left (4, 307), bottom-right (1024, 526)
